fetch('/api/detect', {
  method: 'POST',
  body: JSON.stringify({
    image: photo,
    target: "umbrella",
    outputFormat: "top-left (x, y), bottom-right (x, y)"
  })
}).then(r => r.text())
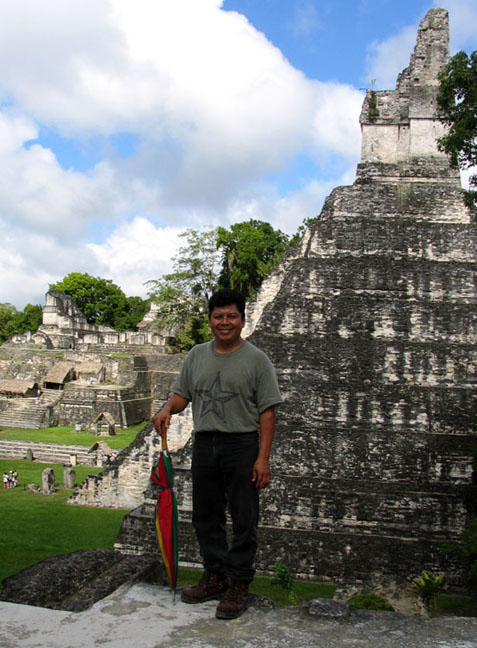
top-left (150, 423), bottom-right (178, 598)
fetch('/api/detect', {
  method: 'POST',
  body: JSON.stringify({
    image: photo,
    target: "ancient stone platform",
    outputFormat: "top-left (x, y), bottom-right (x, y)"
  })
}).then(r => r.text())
top-left (1, 583), bottom-right (477, 648)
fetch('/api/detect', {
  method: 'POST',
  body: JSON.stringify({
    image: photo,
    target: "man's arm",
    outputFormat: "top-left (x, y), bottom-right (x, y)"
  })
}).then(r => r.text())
top-left (252, 406), bottom-right (275, 489)
top-left (152, 393), bottom-right (189, 433)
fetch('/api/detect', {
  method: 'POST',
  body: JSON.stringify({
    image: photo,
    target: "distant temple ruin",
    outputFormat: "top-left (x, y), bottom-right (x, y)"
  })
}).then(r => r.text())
top-left (108, 8), bottom-right (477, 583)
top-left (0, 291), bottom-right (180, 430)
top-left (10, 290), bottom-right (174, 350)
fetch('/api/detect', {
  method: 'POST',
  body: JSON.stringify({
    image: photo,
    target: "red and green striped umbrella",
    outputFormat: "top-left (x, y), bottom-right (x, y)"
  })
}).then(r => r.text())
top-left (150, 425), bottom-right (178, 596)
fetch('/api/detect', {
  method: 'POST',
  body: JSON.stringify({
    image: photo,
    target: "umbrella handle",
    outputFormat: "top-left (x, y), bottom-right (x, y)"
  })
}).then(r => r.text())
top-left (161, 421), bottom-right (168, 451)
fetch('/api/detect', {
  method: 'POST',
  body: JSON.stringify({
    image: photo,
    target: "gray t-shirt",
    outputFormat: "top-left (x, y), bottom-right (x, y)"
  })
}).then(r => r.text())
top-left (172, 340), bottom-right (282, 433)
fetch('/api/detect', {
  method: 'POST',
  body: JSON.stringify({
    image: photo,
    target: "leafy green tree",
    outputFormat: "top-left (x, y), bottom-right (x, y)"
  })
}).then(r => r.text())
top-left (0, 303), bottom-right (18, 344)
top-left (0, 303), bottom-right (42, 344)
top-left (147, 220), bottom-right (298, 350)
top-left (50, 272), bottom-right (147, 331)
top-left (437, 50), bottom-right (477, 210)
top-left (146, 228), bottom-right (220, 350)
top-left (216, 219), bottom-right (290, 299)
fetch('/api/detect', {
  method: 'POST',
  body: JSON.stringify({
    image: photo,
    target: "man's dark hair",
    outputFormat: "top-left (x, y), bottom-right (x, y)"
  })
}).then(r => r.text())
top-left (208, 289), bottom-right (246, 318)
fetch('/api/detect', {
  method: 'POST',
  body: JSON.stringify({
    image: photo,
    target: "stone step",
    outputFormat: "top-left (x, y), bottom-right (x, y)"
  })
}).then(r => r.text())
top-left (0, 440), bottom-right (96, 466)
top-left (0, 549), bottom-right (162, 612)
top-left (0, 397), bottom-right (54, 429)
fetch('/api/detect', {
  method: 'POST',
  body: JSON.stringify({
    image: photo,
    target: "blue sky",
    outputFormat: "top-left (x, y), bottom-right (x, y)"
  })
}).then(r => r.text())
top-left (1, 0), bottom-right (476, 309)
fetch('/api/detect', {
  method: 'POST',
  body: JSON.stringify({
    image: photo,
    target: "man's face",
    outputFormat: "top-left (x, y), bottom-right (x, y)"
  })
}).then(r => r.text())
top-left (209, 304), bottom-right (245, 347)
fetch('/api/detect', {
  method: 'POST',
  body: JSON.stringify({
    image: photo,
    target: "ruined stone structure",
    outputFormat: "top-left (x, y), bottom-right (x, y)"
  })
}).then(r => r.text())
top-left (0, 333), bottom-right (184, 429)
top-left (3, 8), bottom-right (475, 587)
top-left (240, 8), bottom-right (476, 580)
top-left (9, 290), bottom-right (174, 351)
top-left (0, 289), bottom-right (187, 429)
top-left (109, 9), bottom-right (477, 584)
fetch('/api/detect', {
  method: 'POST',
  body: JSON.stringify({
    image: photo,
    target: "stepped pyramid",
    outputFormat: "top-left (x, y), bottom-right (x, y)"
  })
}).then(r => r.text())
top-left (242, 8), bottom-right (476, 581)
top-left (114, 9), bottom-right (476, 584)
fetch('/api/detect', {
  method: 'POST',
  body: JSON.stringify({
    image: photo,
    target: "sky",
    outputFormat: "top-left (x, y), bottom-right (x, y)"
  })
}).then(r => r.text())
top-left (1, 0), bottom-right (477, 310)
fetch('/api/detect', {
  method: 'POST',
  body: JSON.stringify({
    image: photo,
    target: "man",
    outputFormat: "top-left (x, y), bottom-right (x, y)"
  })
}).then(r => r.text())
top-left (153, 289), bottom-right (282, 620)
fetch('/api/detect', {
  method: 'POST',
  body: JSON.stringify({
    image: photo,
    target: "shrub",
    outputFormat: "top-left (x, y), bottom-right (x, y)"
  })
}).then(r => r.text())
top-left (347, 592), bottom-right (395, 612)
top-left (412, 571), bottom-right (444, 609)
top-left (271, 562), bottom-right (300, 606)
top-left (444, 515), bottom-right (477, 596)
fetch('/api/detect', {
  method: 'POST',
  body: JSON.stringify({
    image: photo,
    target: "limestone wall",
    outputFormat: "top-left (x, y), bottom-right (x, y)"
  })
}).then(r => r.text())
top-left (10, 291), bottom-right (172, 351)
top-left (360, 9), bottom-right (450, 165)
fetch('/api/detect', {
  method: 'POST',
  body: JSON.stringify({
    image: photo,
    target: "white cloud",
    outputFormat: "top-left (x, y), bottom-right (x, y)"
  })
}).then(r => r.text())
top-left (0, 222), bottom-right (99, 307)
top-left (0, 113), bottom-right (152, 242)
top-left (364, 24), bottom-right (417, 90)
top-left (87, 217), bottom-right (184, 297)
top-left (224, 165), bottom-right (357, 237)
top-left (291, 1), bottom-right (321, 38)
top-left (311, 82), bottom-right (363, 158)
top-left (437, 0), bottom-right (477, 51)
top-left (365, 1), bottom-right (477, 90)
top-left (0, 0), bottom-right (366, 309)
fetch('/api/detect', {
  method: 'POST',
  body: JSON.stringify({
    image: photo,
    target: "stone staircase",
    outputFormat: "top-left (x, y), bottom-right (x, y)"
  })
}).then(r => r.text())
top-left (0, 440), bottom-right (95, 466)
top-left (0, 399), bottom-right (51, 429)
top-left (0, 549), bottom-right (163, 611)
top-left (0, 390), bottom-right (63, 429)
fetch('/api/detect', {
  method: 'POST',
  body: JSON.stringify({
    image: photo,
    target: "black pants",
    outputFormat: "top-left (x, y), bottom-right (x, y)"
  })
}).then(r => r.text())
top-left (191, 431), bottom-right (259, 582)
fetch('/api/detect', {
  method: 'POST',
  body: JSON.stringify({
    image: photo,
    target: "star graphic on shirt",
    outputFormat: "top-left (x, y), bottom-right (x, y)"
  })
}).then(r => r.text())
top-left (194, 372), bottom-right (238, 423)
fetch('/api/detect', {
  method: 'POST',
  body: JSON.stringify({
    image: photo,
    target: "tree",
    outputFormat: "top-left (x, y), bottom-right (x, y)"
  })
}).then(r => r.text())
top-left (0, 303), bottom-right (42, 344)
top-left (49, 272), bottom-right (148, 331)
top-left (437, 50), bottom-right (477, 210)
top-left (216, 219), bottom-right (290, 300)
top-left (146, 228), bottom-right (221, 350)
top-left (146, 221), bottom-right (297, 350)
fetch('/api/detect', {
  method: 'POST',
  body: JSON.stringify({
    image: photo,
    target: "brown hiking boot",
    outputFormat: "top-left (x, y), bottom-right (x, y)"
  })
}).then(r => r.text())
top-left (215, 580), bottom-right (249, 619)
top-left (181, 571), bottom-right (229, 604)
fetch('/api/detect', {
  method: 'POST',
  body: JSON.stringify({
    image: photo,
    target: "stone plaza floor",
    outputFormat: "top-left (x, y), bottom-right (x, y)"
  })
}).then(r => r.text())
top-left (1, 583), bottom-right (477, 648)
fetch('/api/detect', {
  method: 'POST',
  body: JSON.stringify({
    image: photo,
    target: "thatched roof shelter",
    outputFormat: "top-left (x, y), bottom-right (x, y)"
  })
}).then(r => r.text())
top-left (76, 361), bottom-right (104, 384)
top-left (0, 379), bottom-right (38, 396)
top-left (43, 362), bottom-right (74, 389)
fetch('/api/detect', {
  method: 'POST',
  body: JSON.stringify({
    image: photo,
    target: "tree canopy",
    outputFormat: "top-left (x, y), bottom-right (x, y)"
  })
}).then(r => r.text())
top-left (0, 303), bottom-right (42, 344)
top-left (216, 219), bottom-right (291, 300)
top-left (50, 272), bottom-right (148, 331)
top-left (437, 50), bottom-right (477, 210)
top-left (146, 228), bottom-right (220, 350)
top-left (146, 220), bottom-right (294, 350)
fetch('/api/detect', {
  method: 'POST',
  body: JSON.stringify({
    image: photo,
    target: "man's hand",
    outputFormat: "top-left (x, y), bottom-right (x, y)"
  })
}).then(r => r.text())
top-left (252, 406), bottom-right (275, 489)
top-left (152, 409), bottom-right (170, 434)
top-left (252, 457), bottom-right (271, 489)
top-left (152, 394), bottom-right (189, 434)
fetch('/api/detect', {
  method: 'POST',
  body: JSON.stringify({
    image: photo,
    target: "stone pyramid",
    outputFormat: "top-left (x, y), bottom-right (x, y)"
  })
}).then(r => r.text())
top-left (243, 8), bottom-right (476, 581)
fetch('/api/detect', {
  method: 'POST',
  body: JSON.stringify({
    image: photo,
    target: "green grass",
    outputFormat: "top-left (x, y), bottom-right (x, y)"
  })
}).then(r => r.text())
top-left (0, 459), bottom-right (130, 585)
top-left (177, 567), bottom-right (336, 607)
top-left (0, 422), bottom-right (146, 449)
top-left (433, 593), bottom-right (477, 617)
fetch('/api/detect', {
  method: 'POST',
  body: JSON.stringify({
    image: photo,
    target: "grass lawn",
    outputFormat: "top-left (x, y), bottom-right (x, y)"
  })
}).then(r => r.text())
top-left (434, 593), bottom-right (477, 617)
top-left (0, 422), bottom-right (146, 449)
top-left (0, 459), bottom-right (130, 585)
